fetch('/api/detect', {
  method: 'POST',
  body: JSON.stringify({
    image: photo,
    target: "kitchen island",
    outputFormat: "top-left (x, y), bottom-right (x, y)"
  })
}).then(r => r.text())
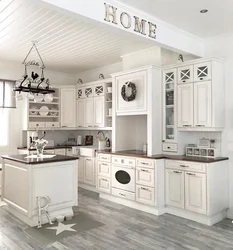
top-left (1, 154), bottom-right (78, 227)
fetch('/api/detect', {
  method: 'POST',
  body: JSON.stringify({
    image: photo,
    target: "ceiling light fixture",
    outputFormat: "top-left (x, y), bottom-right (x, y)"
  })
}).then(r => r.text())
top-left (200, 9), bottom-right (208, 13)
top-left (13, 41), bottom-right (55, 96)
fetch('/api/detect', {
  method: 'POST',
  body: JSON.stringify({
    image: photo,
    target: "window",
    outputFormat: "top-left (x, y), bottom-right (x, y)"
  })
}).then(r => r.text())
top-left (0, 109), bottom-right (9, 147)
top-left (0, 79), bottom-right (15, 147)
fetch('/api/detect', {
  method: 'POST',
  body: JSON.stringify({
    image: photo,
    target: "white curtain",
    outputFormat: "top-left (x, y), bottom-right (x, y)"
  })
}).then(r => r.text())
top-left (0, 109), bottom-right (9, 146)
top-left (0, 80), bottom-right (16, 108)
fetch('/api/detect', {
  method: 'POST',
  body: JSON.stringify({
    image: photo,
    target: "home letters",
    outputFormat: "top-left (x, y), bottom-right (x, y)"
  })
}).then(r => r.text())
top-left (104, 3), bottom-right (157, 39)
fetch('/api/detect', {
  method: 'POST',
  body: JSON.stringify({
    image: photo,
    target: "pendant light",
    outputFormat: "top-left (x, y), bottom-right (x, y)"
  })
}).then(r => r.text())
top-left (13, 41), bottom-right (55, 97)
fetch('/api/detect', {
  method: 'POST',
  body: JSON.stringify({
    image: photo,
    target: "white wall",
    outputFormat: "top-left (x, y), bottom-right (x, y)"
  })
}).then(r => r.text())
top-left (204, 34), bottom-right (233, 217)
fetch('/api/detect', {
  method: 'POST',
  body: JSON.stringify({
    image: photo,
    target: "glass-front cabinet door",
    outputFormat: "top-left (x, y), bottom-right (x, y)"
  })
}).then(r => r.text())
top-left (178, 65), bottom-right (193, 84)
top-left (163, 69), bottom-right (176, 142)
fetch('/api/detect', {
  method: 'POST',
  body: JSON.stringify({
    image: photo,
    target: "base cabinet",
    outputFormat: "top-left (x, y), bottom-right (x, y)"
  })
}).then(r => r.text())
top-left (185, 172), bottom-right (207, 214)
top-left (83, 157), bottom-right (95, 186)
top-left (97, 177), bottom-right (111, 193)
top-left (165, 169), bottom-right (184, 209)
top-left (136, 185), bottom-right (155, 206)
top-left (165, 161), bottom-right (207, 214)
top-left (78, 157), bottom-right (84, 183)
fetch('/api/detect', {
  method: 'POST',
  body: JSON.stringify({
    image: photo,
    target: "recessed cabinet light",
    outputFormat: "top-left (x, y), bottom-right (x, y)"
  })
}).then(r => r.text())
top-left (200, 9), bottom-right (208, 13)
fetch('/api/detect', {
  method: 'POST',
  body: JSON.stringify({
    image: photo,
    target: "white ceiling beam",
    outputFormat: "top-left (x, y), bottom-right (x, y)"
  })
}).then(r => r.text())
top-left (39, 0), bottom-right (204, 57)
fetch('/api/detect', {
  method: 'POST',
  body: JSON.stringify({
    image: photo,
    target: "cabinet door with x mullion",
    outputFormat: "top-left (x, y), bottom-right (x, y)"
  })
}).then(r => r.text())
top-left (178, 65), bottom-right (194, 84)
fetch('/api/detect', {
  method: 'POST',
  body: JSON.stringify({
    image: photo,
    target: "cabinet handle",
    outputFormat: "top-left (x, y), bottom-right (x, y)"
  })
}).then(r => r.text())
top-left (195, 125), bottom-right (205, 127)
top-left (180, 165), bottom-right (187, 168)
top-left (101, 178), bottom-right (108, 182)
top-left (167, 147), bottom-right (170, 149)
top-left (88, 125), bottom-right (92, 127)
top-left (200, 77), bottom-right (203, 80)
top-left (141, 162), bottom-right (149, 165)
top-left (52, 124), bottom-right (54, 126)
top-left (141, 187), bottom-right (149, 191)
top-left (102, 157), bottom-right (107, 160)
top-left (86, 159), bottom-right (92, 161)
top-left (183, 125), bottom-right (192, 127)
top-left (173, 171), bottom-right (182, 174)
top-left (78, 126), bottom-right (83, 127)
top-left (94, 125), bottom-right (99, 127)
top-left (121, 159), bottom-right (124, 164)
top-left (119, 193), bottom-right (126, 197)
top-left (186, 173), bottom-right (196, 176)
top-left (101, 163), bottom-right (108, 166)
top-left (182, 80), bottom-right (186, 83)
top-left (141, 169), bottom-right (149, 172)
top-left (62, 126), bottom-right (67, 127)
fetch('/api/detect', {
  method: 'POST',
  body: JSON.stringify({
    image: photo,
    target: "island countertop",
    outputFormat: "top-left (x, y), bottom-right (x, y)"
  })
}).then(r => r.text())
top-left (1, 154), bottom-right (79, 165)
top-left (97, 150), bottom-right (229, 163)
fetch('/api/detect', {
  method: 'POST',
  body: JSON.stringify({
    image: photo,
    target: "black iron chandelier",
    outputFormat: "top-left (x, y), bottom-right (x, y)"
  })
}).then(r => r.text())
top-left (13, 42), bottom-right (55, 95)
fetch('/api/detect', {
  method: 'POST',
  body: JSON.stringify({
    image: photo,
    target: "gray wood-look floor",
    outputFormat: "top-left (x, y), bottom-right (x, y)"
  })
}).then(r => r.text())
top-left (0, 188), bottom-right (233, 250)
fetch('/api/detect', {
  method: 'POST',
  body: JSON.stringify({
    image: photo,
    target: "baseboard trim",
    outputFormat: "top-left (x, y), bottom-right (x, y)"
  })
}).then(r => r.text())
top-left (166, 206), bottom-right (227, 226)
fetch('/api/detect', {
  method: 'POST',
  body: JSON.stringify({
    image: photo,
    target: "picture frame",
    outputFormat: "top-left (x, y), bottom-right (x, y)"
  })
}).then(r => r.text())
top-left (198, 137), bottom-right (210, 147)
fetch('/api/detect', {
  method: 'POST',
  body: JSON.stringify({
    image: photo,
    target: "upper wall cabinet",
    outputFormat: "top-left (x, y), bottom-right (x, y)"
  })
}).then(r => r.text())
top-left (60, 88), bottom-right (76, 128)
top-left (76, 79), bottom-right (112, 129)
top-left (113, 70), bottom-right (147, 115)
top-left (176, 58), bottom-right (224, 130)
top-left (178, 65), bottom-right (193, 84)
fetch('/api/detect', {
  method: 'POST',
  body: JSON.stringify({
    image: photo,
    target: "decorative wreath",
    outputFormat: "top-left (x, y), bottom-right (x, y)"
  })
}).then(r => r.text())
top-left (121, 81), bottom-right (137, 102)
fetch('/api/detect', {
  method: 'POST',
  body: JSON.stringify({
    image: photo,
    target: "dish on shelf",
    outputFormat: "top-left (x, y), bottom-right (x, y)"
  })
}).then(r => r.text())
top-left (49, 108), bottom-right (58, 116)
top-left (29, 106), bottom-right (39, 115)
top-left (34, 93), bottom-right (44, 102)
top-left (44, 93), bottom-right (53, 103)
top-left (167, 134), bottom-right (174, 139)
top-left (39, 106), bottom-right (49, 116)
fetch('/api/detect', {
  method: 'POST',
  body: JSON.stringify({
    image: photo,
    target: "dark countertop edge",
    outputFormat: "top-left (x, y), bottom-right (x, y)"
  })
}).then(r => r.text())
top-left (1, 155), bottom-right (79, 165)
top-left (17, 146), bottom-right (73, 151)
top-left (96, 150), bottom-right (229, 163)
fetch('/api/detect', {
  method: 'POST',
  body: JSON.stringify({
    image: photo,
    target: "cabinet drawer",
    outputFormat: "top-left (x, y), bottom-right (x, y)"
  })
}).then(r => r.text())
top-left (29, 122), bottom-right (45, 128)
top-left (112, 156), bottom-right (135, 167)
top-left (54, 149), bottom-right (66, 155)
top-left (136, 185), bottom-right (155, 206)
top-left (45, 122), bottom-right (59, 128)
top-left (98, 154), bottom-right (111, 162)
top-left (136, 158), bottom-right (154, 169)
top-left (97, 177), bottom-right (111, 193)
top-left (136, 167), bottom-right (154, 187)
top-left (112, 188), bottom-right (135, 201)
top-left (163, 143), bottom-right (178, 152)
top-left (166, 160), bottom-right (206, 173)
top-left (97, 162), bottom-right (111, 177)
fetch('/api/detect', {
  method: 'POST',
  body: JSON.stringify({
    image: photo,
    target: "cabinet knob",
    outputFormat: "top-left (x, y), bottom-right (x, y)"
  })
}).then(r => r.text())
top-left (121, 159), bottom-right (124, 164)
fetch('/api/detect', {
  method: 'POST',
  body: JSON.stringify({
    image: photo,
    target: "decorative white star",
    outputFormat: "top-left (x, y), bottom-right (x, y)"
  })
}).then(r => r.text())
top-left (46, 222), bottom-right (77, 235)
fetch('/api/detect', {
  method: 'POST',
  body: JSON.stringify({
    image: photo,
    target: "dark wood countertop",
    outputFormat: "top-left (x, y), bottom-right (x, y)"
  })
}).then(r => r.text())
top-left (97, 150), bottom-right (229, 163)
top-left (17, 146), bottom-right (73, 151)
top-left (1, 154), bottom-right (79, 165)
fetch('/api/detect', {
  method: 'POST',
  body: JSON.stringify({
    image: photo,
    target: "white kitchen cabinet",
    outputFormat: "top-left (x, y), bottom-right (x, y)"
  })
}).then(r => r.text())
top-left (83, 157), bottom-right (95, 186)
top-left (194, 62), bottom-right (211, 82)
top-left (94, 96), bottom-right (105, 128)
top-left (165, 169), bottom-right (185, 209)
top-left (54, 148), bottom-right (66, 155)
top-left (136, 167), bottom-right (154, 187)
top-left (97, 162), bottom-right (111, 177)
top-left (185, 172), bottom-right (207, 214)
top-left (177, 83), bottom-right (193, 128)
top-left (84, 98), bottom-right (94, 128)
top-left (77, 99), bottom-right (85, 128)
top-left (94, 83), bottom-right (105, 96)
top-left (113, 70), bottom-right (147, 115)
top-left (194, 81), bottom-right (211, 128)
top-left (136, 185), bottom-right (155, 206)
top-left (178, 65), bottom-right (193, 84)
top-left (97, 176), bottom-right (111, 193)
top-left (78, 156), bottom-right (84, 183)
top-left (60, 88), bottom-right (76, 128)
top-left (66, 148), bottom-right (73, 156)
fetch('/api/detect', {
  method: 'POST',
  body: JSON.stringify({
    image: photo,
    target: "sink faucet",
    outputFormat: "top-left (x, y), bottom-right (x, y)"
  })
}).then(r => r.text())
top-left (97, 131), bottom-right (105, 140)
